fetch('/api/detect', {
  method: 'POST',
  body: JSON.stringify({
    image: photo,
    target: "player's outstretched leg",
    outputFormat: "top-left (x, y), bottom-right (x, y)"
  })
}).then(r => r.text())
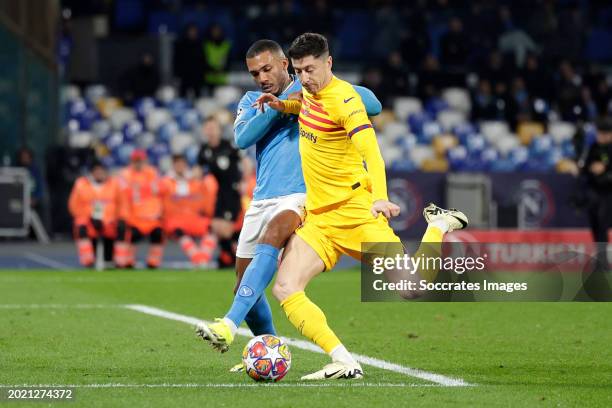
top-left (273, 235), bottom-right (363, 380)
top-left (196, 210), bottom-right (300, 354)
top-left (415, 203), bottom-right (468, 282)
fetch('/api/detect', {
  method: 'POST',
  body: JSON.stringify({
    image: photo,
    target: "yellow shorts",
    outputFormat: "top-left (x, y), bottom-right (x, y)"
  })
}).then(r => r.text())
top-left (296, 187), bottom-right (401, 270)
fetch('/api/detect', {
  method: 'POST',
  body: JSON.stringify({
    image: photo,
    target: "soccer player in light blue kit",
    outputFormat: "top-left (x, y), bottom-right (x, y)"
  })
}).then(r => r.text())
top-left (196, 40), bottom-right (382, 366)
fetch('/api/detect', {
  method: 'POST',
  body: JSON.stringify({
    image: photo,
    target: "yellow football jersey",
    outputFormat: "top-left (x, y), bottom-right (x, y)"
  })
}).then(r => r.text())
top-left (296, 76), bottom-right (382, 211)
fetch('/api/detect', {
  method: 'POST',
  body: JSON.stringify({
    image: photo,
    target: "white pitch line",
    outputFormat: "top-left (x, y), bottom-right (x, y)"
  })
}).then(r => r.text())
top-left (0, 304), bottom-right (122, 309)
top-left (124, 304), bottom-right (472, 387)
top-left (0, 382), bottom-right (431, 389)
top-left (23, 252), bottom-right (73, 270)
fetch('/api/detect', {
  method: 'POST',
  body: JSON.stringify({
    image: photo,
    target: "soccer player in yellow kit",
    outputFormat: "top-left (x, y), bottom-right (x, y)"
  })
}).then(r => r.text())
top-left (255, 33), bottom-right (468, 380)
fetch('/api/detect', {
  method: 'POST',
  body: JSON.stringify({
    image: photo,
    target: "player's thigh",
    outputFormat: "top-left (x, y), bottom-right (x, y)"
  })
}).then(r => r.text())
top-left (236, 202), bottom-right (268, 258)
top-left (273, 234), bottom-right (325, 301)
top-left (260, 193), bottom-right (306, 247)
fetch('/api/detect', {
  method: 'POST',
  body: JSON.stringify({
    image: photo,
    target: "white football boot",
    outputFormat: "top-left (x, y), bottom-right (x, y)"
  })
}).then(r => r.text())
top-left (301, 362), bottom-right (364, 381)
top-left (423, 203), bottom-right (468, 232)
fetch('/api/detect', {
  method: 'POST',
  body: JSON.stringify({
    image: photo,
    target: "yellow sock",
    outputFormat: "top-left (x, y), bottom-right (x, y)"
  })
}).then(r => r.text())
top-left (280, 291), bottom-right (341, 354)
top-left (414, 225), bottom-right (444, 282)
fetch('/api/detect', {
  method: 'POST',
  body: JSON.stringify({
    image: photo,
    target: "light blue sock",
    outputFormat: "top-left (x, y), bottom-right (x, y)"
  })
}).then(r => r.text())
top-left (244, 294), bottom-right (276, 336)
top-left (226, 243), bottom-right (279, 330)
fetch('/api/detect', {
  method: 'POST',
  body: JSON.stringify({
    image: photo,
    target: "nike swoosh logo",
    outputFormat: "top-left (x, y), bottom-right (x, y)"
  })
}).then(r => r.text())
top-left (343, 97), bottom-right (354, 103)
top-left (324, 370), bottom-right (341, 379)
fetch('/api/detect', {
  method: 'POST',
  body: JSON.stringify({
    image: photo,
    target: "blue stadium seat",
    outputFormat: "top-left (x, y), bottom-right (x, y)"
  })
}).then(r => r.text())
top-left (122, 119), bottom-right (144, 143)
top-left (157, 122), bottom-right (179, 144)
top-left (134, 97), bottom-right (158, 121)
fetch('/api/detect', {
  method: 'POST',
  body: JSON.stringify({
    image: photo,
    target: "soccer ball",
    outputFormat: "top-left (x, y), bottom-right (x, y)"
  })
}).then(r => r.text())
top-left (242, 335), bottom-right (291, 382)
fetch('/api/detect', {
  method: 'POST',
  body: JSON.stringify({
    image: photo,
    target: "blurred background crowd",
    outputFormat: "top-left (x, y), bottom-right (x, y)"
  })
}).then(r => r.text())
top-left (1, 0), bottom-right (611, 263)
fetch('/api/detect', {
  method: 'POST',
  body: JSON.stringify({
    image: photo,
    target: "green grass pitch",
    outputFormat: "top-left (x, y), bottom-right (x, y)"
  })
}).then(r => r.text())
top-left (1, 269), bottom-right (611, 407)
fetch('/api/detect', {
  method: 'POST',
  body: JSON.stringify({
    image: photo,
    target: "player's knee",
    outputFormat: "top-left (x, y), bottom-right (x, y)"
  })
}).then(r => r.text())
top-left (76, 225), bottom-right (88, 239)
top-left (272, 279), bottom-right (296, 302)
top-left (259, 226), bottom-right (288, 248)
top-left (116, 220), bottom-right (127, 240)
top-left (150, 227), bottom-right (163, 244)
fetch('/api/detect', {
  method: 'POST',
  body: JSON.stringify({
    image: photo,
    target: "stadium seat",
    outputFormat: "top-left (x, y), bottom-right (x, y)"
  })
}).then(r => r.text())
top-left (122, 119), bottom-right (144, 143)
top-left (134, 97), bottom-right (157, 121)
top-left (442, 87), bottom-right (471, 115)
top-left (178, 109), bottom-right (201, 132)
top-left (84, 85), bottom-right (108, 104)
top-left (549, 121), bottom-right (576, 145)
top-left (196, 97), bottom-right (220, 118)
top-left (492, 134), bottom-right (520, 156)
top-left (135, 132), bottom-right (155, 150)
top-left (68, 131), bottom-right (93, 149)
top-left (110, 107), bottom-right (136, 130)
top-left (96, 97), bottom-right (122, 119)
top-left (517, 121), bottom-right (545, 145)
top-left (156, 85), bottom-right (178, 105)
top-left (91, 120), bottom-right (112, 140)
top-left (382, 122), bottom-right (410, 140)
top-left (394, 97), bottom-right (423, 122)
top-left (63, 85), bottom-right (81, 101)
top-left (432, 134), bottom-right (458, 158)
top-left (420, 157), bottom-right (449, 172)
top-left (437, 109), bottom-right (466, 132)
top-left (447, 145), bottom-right (468, 171)
top-left (170, 132), bottom-right (195, 154)
top-left (145, 108), bottom-right (172, 132)
top-left (103, 131), bottom-right (125, 151)
top-left (214, 86), bottom-right (242, 106)
top-left (157, 121), bottom-right (180, 144)
top-left (409, 144), bottom-right (435, 167)
top-left (480, 121), bottom-right (510, 144)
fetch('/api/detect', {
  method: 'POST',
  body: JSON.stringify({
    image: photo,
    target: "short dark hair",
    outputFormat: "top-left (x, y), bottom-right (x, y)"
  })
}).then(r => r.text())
top-left (287, 33), bottom-right (329, 60)
top-left (246, 39), bottom-right (284, 59)
top-left (172, 154), bottom-right (186, 162)
top-left (90, 159), bottom-right (106, 171)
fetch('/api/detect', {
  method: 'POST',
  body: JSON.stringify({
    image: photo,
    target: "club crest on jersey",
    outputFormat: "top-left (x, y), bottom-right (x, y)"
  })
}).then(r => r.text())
top-left (300, 128), bottom-right (317, 143)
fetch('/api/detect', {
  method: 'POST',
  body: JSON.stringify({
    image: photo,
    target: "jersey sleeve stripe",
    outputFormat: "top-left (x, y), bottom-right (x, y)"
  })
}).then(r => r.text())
top-left (347, 124), bottom-right (373, 138)
top-left (299, 116), bottom-right (343, 133)
top-left (300, 109), bottom-right (337, 126)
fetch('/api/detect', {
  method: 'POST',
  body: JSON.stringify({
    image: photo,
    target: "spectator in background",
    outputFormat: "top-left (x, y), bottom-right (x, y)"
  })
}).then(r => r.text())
top-left (582, 117), bottom-right (612, 269)
top-left (379, 51), bottom-right (410, 102)
top-left (174, 24), bottom-right (206, 98)
top-left (359, 67), bottom-right (386, 107)
top-left (115, 150), bottom-right (164, 269)
top-left (417, 54), bottom-right (446, 102)
top-left (556, 60), bottom-right (583, 121)
top-left (481, 50), bottom-right (510, 88)
top-left (121, 53), bottom-right (160, 103)
top-left (161, 154), bottom-right (217, 267)
top-left (439, 17), bottom-right (469, 68)
top-left (197, 117), bottom-right (242, 267)
top-left (471, 79), bottom-right (498, 121)
top-left (594, 77), bottom-right (612, 116)
top-left (68, 161), bottom-right (118, 267)
top-left (203, 24), bottom-right (231, 95)
top-left (498, 25), bottom-right (539, 68)
top-left (508, 76), bottom-right (532, 126)
top-left (521, 53), bottom-right (552, 101)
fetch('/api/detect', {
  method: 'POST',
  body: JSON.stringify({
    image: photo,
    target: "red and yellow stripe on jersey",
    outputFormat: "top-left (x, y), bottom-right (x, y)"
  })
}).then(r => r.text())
top-left (282, 76), bottom-right (388, 211)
